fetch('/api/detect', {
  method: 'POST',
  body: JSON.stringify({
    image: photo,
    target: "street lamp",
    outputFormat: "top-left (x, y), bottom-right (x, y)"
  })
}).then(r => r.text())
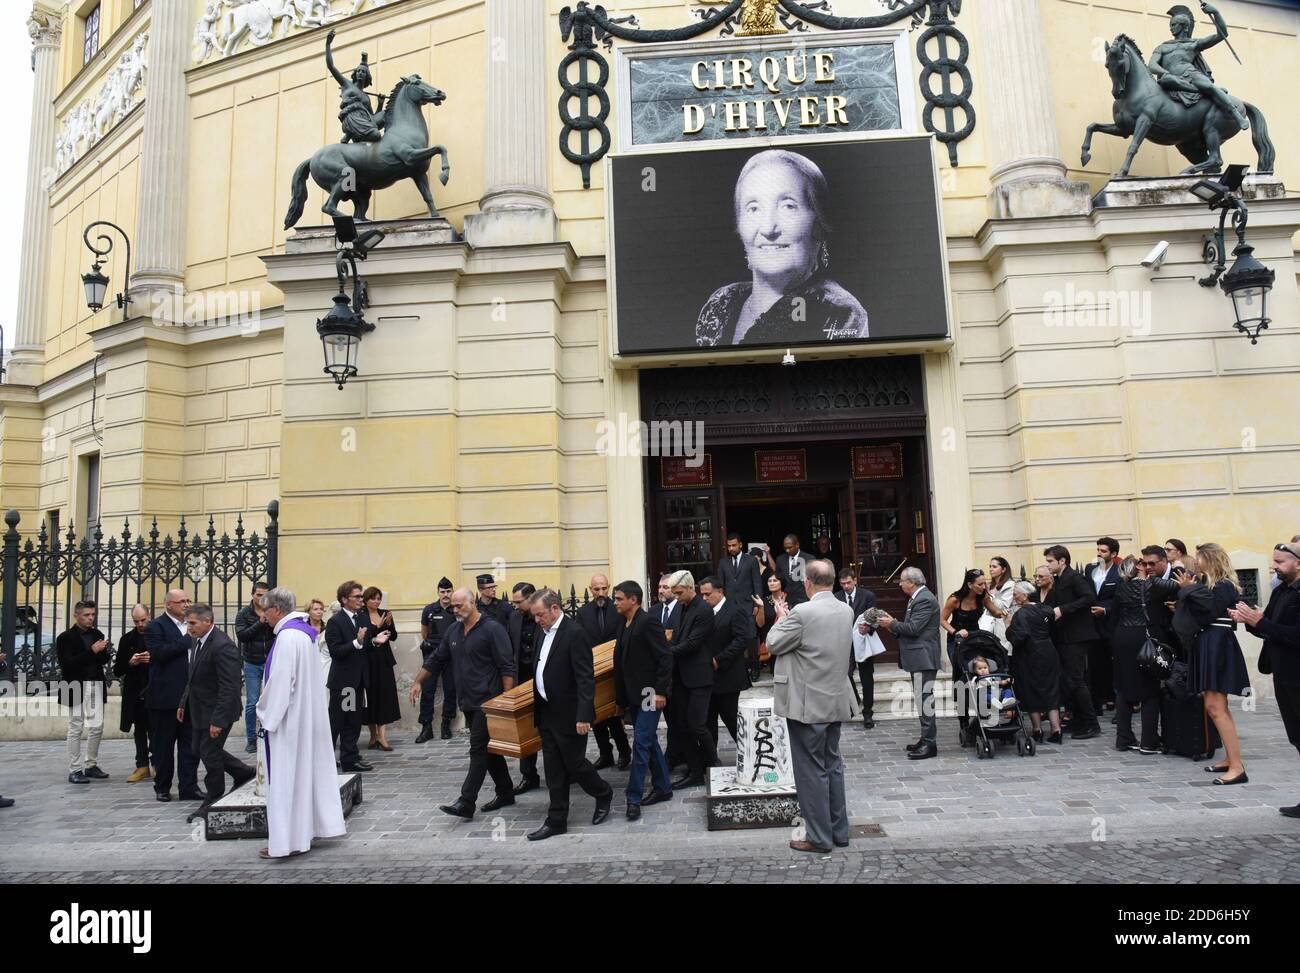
top-left (318, 216), bottom-right (385, 389)
top-left (81, 220), bottom-right (134, 313)
top-left (1194, 164), bottom-right (1274, 344)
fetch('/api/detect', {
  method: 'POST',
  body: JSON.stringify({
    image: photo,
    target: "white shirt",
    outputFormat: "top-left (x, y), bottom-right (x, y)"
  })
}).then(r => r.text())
top-left (711, 596), bottom-right (727, 615)
top-left (535, 613), bottom-right (563, 701)
top-left (344, 608), bottom-right (363, 648)
top-left (1092, 562), bottom-right (1110, 594)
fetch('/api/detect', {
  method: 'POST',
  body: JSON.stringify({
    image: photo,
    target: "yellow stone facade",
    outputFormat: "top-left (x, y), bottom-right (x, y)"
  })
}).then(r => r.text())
top-left (3, 0), bottom-right (1298, 652)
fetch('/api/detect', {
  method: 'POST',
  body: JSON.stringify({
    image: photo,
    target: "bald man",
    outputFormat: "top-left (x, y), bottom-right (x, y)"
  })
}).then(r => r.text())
top-left (145, 589), bottom-right (203, 802)
top-left (577, 574), bottom-right (631, 769)
top-left (112, 604), bottom-right (154, 783)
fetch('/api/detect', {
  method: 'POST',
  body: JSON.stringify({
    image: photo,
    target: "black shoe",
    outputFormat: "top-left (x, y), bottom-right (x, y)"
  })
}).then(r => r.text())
top-left (526, 822), bottom-right (566, 841)
top-left (834, 839), bottom-right (850, 848)
top-left (0, 797), bottom-right (13, 809)
top-left (480, 795), bottom-right (515, 813)
top-left (593, 754), bottom-right (615, 771)
top-left (672, 774), bottom-right (705, 790)
top-left (513, 776), bottom-right (541, 795)
top-left (1070, 727), bottom-right (1100, 741)
top-left (616, 753), bottom-right (631, 771)
top-left (905, 739), bottom-right (925, 753)
top-left (862, 720), bottom-right (876, 730)
top-left (83, 766), bottom-right (110, 780)
top-left (626, 803), bottom-right (641, 821)
top-left (438, 799), bottom-right (475, 820)
top-left (244, 742), bottom-right (257, 754)
top-left (440, 721), bottom-right (453, 740)
top-left (908, 743), bottom-right (938, 761)
top-left (415, 724), bottom-right (434, 744)
top-left (642, 789), bottom-right (673, 806)
top-left (1280, 804), bottom-right (1300, 819)
top-left (1032, 730), bottom-right (1044, 743)
top-left (592, 794), bottom-right (613, 825)
top-left (179, 790), bottom-right (206, 802)
top-left (341, 761), bottom-right (373, 772)
top-left (1212, 772), bottom-right (1249, 786)
top-left (1047, 731), bottom-right (1063, 745)
top-left (68, 771), bottom-right (89, 784)
top-left (231, 770), bottom-right (256, 789)
top-left (155, 791), bottom-right (171, 802)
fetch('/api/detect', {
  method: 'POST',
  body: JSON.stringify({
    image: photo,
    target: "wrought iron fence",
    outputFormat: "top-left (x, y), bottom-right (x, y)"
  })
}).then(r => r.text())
top-left (0, 501), bottom-right (279, 687)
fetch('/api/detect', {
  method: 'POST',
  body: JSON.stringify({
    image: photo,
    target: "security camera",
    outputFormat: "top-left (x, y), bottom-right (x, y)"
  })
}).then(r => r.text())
top-left (781, 349), bottom-right (796, 366)
top-left (1141, 240), bottom-right (1170, 271)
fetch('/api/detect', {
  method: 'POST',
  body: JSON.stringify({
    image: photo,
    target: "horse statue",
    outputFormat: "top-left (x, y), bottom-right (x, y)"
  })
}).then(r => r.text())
top-left (283, 75), bottom-right (450, 229)
top-left (1081, 34), bottom-right (1274, 178)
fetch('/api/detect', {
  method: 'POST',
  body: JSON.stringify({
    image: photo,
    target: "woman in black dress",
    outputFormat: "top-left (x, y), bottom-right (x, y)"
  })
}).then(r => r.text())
top-left (1006, 581), bottom-right (1062, 743)
top-left (1110, 557), bottom-right (1162, 754)
top-left (751, 571), bottom-right (787, 680)
top-left (360, 585), bottom-right (401, 751)
top-left (941, 569), bottom-right (1007, 739)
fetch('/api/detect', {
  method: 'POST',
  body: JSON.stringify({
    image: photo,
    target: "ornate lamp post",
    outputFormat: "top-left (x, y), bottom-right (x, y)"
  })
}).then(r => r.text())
top-left (318, 217), bottom-right (386, 390)
top-left (1194, 165), bottom-right (1275, 345)
top-left (80, 220), bottom-right (134, 313)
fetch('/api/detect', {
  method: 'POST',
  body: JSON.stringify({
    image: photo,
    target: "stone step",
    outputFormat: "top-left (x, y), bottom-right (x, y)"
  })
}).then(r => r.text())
top-left (747, 664), bottom-right (957, 721)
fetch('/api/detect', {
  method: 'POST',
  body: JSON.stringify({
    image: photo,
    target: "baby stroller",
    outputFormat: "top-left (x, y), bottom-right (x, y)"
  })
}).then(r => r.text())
top-left (954, 631), bottom-right (1035, 759)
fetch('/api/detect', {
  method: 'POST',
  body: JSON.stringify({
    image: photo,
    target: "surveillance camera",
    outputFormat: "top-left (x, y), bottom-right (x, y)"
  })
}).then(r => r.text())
top-left (1141, 240), bottom-right (1170, 270)
top-left (781, 349), bottom-right (796, 366)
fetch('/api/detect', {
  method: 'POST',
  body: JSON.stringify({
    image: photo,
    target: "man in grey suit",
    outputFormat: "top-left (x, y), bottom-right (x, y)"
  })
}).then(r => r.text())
top-left (767, 559), bottom-right (858, 853)
top-left (878, 567), bottom-right (942, 760)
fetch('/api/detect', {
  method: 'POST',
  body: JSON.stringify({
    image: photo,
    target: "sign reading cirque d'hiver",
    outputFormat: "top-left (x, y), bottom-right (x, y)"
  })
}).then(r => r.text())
top-left (607, 26), bottom-right (951, 358)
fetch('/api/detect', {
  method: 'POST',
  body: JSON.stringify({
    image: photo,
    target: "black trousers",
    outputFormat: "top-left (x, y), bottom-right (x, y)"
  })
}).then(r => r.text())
top-left (148, 707), bottom-right (199, 795)
top-left (330, 685), bottom-right (363, 767)
top-left (538, 721), bottom-right (611, 827)
top-left (128, 700), bottom-right (151, 768)
top-left (1114, 690), bottom-right (1159, 751)
top-left (191, 722), bottom-right (252, 804)
top-left (592, 716), bottom-right (629, 759)
top-left (708, 691), bottom-right (740, 746)
top-left (519, 753), bottom-right (539, 781)
top-left (1058, 641), bottom-right (1099, 732)
top-left (670, 680), bottom-right (719, 776)
top-left (460, 709), bottom-right (513, 806)
top-left (1088, 637), bottom-right (1115, 709)
top-left (419, 653), bottom-right (457, 724)
top-left (665, 692), bottom-right (685, 766)
top-left (1276, 680), bottom-right (1300, 756)
top-left (856, 658), bottom-right (875, 722)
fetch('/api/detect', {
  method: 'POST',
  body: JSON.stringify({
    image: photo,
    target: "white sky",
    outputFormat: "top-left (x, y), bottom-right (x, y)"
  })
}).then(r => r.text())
top-left (1, 8), bottom-right (35, 357)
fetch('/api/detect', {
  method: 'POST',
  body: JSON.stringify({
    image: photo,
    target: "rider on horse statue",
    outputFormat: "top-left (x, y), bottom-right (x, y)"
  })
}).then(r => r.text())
top-left (326, 28), bottom-right (387, 144)
top-left (1148, 2), bottom-right (1248, 130)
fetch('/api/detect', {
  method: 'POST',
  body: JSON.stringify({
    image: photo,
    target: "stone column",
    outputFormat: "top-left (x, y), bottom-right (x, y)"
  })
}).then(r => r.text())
top-left (976, 0), bottom-right (1089, 218)
top-left (130, 0), bottom-right (190, 299)
top-left (9, 3), bottom-right (63, 384)
top-left (464, 0), bottom-right (557, 247)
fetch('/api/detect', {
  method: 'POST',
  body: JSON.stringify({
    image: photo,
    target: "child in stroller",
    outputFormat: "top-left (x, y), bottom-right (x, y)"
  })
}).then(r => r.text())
top-left (955, 632), bottom-right (1036, 758)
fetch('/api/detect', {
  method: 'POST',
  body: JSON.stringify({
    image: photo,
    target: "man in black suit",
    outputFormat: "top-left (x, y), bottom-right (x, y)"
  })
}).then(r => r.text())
top-left (652, 575), bottom-right (685, 770)
top-left (837, 568), bottom-right (878, 728)
top-left (1084, 537), bottom-right (1121, 714)
top-left (1140, 546), bottom-right (1176, 644)
top-left (577, 573), bottom-right (631, 771)
top-left (699, 576), bottom-right (754, 746)
top-left (324, 580), bottom-right (372, 773)
top-left (612, 580), bottom-right (673, 820)
top-left (508, 581), bottom-right (542, 794)
top-left (525, 589), bottom-right (613, 840)
top-left (113, 604), bottom-right (153, 783)
top-left (178, 605), bottom-right (254, 820)
top-left (666, 570), bottom-right (718, 789)
top-left (718, 533), bottom-right (764, 606)
top-left (1043, 545), bottom-right (1101, 739)
top-left (145, 589), bottom-right (203, 802)
top-left (777, 534), bottom-right (813, 607)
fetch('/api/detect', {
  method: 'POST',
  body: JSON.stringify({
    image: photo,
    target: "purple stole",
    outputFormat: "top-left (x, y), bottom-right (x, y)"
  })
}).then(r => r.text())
top-left (261, 617), bottom-right (322, 782)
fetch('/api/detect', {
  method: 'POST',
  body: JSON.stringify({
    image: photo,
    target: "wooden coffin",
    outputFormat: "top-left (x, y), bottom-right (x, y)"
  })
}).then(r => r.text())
top-left (484, 638), bottom-right (619, 758)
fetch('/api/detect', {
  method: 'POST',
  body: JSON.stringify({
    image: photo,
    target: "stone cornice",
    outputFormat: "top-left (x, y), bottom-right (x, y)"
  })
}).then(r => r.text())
top-left (27, 3), bottom-right (63, 48)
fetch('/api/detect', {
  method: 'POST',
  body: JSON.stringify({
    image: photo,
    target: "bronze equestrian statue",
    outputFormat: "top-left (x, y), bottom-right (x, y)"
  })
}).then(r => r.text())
top-left (284, 33), bottom-right (451, 229)
top-left (1081, 3), bottom-right (1274, 178)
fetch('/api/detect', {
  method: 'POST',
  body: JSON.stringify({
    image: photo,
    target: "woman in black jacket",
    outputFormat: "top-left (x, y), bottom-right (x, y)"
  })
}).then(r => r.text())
top-left (1006, 581), bottom-right (1062, 743)
top-left (1111, 557), bottom-right (1162, 754)
top-left (360, 586), bottom-right (401, 751)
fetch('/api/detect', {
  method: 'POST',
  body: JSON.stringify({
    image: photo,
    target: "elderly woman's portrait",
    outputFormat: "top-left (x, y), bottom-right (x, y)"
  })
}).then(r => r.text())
top-left (695, 149), bottom-right (869, 347)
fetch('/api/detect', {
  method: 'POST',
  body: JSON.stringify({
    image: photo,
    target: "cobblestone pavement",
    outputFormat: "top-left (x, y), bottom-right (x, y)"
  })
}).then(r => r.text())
top-left (3, 699), bottom-right (1298, 883)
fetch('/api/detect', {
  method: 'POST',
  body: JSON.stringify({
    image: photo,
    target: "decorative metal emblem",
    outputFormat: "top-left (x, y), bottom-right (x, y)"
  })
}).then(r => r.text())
top-left (556, 0), bottom-right (975, 186)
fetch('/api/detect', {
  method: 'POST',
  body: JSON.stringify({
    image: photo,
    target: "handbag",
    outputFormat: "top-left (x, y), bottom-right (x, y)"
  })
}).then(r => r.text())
top-left (1136, 580), bottom-right (1176, 677)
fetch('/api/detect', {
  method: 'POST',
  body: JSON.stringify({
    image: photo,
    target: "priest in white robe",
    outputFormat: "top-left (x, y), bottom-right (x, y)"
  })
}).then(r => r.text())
top-left (255, 586), bottom-right (346, 859)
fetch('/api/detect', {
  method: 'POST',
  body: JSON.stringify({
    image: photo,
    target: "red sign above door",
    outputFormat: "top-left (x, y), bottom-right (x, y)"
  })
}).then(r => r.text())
top-left (661, 454), bottom-right (713, 488)
top-left (755, 449), bottom-right (807, 483)
top-left (852, 443), bottom-right (904, 480)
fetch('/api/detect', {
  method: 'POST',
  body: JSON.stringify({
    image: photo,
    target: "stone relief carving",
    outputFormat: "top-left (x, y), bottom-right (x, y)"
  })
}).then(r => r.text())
top-left (55, 32), bottom-right (149, 176)
top-left (193, 0), bottom-right (398, 64)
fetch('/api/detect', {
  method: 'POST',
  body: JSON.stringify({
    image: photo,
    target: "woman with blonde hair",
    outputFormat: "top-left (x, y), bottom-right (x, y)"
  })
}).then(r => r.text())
top-left (1153, 542), bottom-right (1251, 784)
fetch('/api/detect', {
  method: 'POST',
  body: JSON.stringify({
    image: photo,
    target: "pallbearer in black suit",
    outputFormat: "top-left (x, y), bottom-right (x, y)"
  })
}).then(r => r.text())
top-left (525, 589), bottom-right (613, 841)
top-left (475, 573), bottom-right (511, 627)
top-left (324, 580), bottom-right (372, 773)
top-left (145, 589), bottom-right (202, 802)
top-left (652, 575), bottom-right (685, 770)
top-left (612, 581), bottom-right (673, 820)
top-left (1084, 537), bottom-right (1121, 714)
top-left (838, 568), bottom-right (877, 728)
top-left (666, 570), bottom-right (718, 790)
top-left (507, 582), bottom-right (542, 794)
top-left (699, 576), bottom-right (754, 746)
top-left (718, 533), bottom-right (764, 605)
top-left (576, 573), bottom-right (631, 770)
top-left (178, 605), bottom-right (254, 821)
